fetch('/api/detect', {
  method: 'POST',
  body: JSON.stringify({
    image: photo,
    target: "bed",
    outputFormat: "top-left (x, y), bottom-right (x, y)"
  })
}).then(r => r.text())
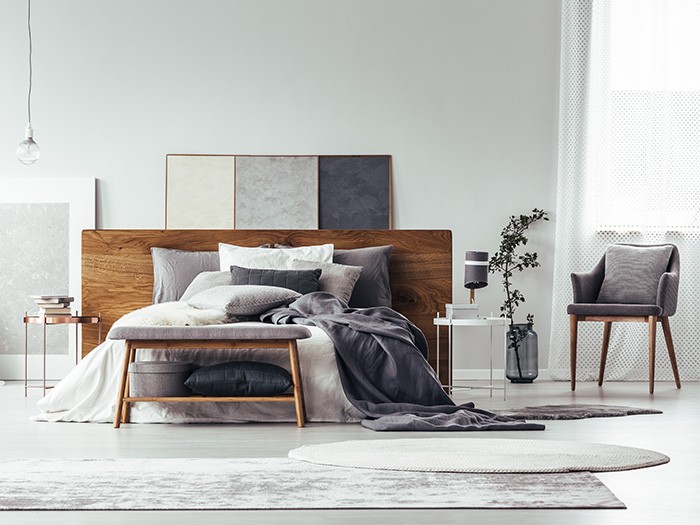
top-left (33, 229), bottom-right (453, 424)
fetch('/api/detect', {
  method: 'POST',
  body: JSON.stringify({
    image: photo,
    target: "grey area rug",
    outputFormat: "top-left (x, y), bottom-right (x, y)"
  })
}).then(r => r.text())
top-left (289, 438), bottom-right (670, 473)
top-left (496, 404), bottom-right (663, 420)
top-left (0, 457), bottom-right (624, 510)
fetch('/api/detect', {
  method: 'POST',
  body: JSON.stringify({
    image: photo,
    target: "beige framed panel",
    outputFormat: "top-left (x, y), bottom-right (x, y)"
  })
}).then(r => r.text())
top-left (165, 155), bottom-right (235, 229)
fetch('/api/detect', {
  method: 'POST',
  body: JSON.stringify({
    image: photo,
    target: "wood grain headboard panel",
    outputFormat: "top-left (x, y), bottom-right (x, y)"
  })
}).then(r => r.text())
top-left (82, 229), bottom-right (452, 384)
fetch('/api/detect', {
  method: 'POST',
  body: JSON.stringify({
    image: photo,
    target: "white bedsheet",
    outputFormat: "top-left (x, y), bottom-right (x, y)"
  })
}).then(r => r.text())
top-left (34, 323), bottom-right (362, 424)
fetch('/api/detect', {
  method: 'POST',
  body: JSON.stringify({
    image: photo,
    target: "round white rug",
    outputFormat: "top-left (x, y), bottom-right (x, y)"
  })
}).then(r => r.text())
top-left (288, 438), bottom-right (669, 473)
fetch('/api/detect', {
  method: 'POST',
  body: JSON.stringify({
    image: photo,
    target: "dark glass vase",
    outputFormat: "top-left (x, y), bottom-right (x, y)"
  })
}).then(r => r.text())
top-left (506, 323), bottom-right (538, 383)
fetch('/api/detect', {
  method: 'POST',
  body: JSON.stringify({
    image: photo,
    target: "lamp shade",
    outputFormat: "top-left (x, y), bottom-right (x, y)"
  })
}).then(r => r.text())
top-left (464, 251), bottom-right (489, 289)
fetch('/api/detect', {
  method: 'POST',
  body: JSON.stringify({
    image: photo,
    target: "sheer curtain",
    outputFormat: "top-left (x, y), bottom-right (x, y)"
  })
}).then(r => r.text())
top-left (549, 0), bottom-right (700, 381)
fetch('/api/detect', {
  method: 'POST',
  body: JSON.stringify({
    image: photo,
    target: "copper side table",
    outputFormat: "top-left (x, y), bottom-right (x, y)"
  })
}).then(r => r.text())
top-left (23, 313), bottom-right (101, 396)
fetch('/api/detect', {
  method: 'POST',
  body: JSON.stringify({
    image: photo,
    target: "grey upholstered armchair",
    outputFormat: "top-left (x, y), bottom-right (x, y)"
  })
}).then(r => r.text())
top-left (567, 243), bottom-right (681, 394)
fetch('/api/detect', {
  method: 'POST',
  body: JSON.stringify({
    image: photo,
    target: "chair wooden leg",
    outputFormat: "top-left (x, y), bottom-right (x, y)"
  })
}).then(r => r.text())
top-left (648, 316), bottom-right (657, 394)
top-left (660, 317), bottom-right (681, 389)
top-left (569, 315), bottom-right (578, 391)
top-left (598, 321), bottom-right (612, 386)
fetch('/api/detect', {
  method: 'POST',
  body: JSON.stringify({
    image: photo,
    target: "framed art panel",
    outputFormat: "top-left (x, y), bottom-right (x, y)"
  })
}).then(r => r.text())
top-left (166, 155), bottom-right (235, 229)
top-left (234, 156), bottom-right (319, 229)
top-left (0, 177), bottom-right (95, 380)
top-left (319, 155), bottom-right (392, 229)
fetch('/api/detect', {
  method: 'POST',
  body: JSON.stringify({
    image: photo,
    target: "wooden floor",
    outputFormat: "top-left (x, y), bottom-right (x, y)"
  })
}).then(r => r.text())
top-left (1, 380), bottom-right (698, 524)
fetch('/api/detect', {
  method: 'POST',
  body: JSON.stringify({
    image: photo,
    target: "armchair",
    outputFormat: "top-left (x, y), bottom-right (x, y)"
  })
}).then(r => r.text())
top-left (567, 243), bottom-right (681, 394)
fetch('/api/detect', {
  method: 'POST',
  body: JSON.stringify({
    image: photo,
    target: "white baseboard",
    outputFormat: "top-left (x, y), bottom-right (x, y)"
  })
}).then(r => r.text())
top-left (453, 368), bottom-right (550, 381)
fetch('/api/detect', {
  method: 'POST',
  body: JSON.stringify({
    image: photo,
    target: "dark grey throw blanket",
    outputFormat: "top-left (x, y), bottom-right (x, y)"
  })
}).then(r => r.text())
top-left (261, 293), bottom-right (544, 431)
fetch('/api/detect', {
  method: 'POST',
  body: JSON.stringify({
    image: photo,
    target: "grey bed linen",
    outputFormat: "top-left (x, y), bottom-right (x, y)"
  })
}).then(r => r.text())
top-left (261, 293), bottom-right (544, 431)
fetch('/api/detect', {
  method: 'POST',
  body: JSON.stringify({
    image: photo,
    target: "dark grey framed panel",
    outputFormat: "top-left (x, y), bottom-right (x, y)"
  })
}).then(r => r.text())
top-left (318, 156), bottom-right (392, 229)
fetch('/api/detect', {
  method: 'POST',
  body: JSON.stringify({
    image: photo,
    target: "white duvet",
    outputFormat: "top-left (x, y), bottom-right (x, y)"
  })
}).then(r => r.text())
top-left (34, 303), bottom-right (363, 424)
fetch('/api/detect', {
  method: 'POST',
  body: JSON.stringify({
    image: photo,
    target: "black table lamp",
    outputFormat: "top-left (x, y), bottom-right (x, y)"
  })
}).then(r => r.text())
top-left (464, 251), bottom-right (489, 304)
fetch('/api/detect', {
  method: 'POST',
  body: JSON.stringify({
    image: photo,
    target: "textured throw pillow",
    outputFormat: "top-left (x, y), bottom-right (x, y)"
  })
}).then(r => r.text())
top-left (333, 246), bottom-right (393, 307)
top-left (185, 361), bottom-right (293, 397)
top-left (290, 259), bottom-right (363, 305)
top-left (596, 244), bottom-right (673, 304)
top-left (230, 266), bottom-right (322, 295)
top-left (180, 271), bottom-right (233, 302)
top-left (151, 248), bottom-right (219, 303)
top-left (218, 243), bottom-right (334, 271)
top-left (187, 285), bottom-right (301, 315)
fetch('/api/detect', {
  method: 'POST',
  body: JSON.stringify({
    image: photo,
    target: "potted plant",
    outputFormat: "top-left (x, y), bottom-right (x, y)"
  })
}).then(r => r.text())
top-left (489, 209), bottom-right (549, 383)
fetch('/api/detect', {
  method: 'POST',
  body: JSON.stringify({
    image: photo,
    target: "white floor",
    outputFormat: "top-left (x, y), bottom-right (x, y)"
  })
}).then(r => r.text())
top-left (1, 379), bottom-right (698, 524)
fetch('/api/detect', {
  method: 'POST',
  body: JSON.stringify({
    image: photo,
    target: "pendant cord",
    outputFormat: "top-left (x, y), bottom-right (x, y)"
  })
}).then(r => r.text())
top-left (27, 0), bottom-right (33, 127)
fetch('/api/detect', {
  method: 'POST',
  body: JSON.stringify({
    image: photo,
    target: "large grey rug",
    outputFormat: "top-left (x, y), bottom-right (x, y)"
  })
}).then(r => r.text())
top-left (496, 404), bottom-right (662, 420)
top-left (0, 457), bottom-right (624, 510)
top-left (289, 438), bottom-right (669, 473)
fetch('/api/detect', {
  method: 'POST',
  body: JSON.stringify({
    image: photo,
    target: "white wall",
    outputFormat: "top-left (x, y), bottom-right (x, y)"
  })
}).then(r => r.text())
top-left (0, 0), bottom-right (561, 370)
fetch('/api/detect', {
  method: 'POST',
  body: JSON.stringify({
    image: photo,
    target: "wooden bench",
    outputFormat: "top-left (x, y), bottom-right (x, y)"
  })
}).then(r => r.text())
top-left (108, 324), bottom-right (312, 428)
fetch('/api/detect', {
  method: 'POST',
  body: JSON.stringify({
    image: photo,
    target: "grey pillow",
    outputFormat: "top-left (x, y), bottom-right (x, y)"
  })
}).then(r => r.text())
top-left (597, 245), bottom-right (673, 304)
top-left (290, 259), bottom-right (363, 305)
top-left (187, 285), bottom-right (301, 316)
top-left (180, 271), bottom-right (233, 302)
top-left (333, 246), bottom-right (393, 307)
top-left (185, 361), bottom-right (292, 397)
top-left (151, 248), bottom-right (219, 303)
top-left (230, 266), bottom-right (322, 295)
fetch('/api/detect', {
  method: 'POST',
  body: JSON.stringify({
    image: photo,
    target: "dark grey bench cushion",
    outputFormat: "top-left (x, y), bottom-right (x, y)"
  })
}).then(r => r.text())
top-left (108, 324), bottom-right (312, 341)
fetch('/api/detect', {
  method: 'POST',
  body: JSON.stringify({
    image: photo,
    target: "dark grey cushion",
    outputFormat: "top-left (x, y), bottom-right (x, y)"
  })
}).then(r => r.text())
top-left (289, 259), bottom-right (363, 305)
top-left (185, 361), bottom-right (293, 397)
top-left (597, 245), bottom-right (673, 304)
top-left (187, 285), bottom-right (301, 316)
top-left (230, 266), bottom-right (322, 295)
top-left (333, 246), bottom-right (393, 307)
top-left (151, 248), bottom-right (219, 303)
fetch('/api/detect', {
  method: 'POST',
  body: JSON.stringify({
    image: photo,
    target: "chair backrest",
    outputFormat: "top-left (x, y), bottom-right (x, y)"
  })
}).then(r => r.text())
top-left (599, 243), bottom-right (680, 314)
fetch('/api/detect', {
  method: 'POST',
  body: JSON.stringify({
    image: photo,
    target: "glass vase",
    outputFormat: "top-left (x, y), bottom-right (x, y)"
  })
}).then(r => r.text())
top-left (506, 323), bottom-right (538, 383)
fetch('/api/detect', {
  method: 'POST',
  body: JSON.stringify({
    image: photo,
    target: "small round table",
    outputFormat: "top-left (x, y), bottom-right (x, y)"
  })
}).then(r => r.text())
top-left (23, 313), bottom-right (101, 396)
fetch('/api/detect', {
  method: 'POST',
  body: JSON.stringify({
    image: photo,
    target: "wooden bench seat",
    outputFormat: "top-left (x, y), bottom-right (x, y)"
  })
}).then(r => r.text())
top-left (108, 324), bottom-right (312, 428)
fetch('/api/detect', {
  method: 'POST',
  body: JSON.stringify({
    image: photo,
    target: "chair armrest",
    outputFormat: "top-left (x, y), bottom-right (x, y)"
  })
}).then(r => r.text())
top-left (657, 272), bottom-right (679, 316)
top-left (571, 270), bottom-right (605, 303)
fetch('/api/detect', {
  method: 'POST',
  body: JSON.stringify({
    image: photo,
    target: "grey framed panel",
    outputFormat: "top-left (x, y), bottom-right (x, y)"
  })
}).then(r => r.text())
top-left (166, 155), bottom-right (235, 229)
top-left (319, 156), bottom-right (392, 229)
top-left (234, 156), bottom-right (319, 229)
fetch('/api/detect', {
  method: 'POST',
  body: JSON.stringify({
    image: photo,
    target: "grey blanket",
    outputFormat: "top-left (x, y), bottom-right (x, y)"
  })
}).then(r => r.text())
top-left (261, 293), bottom-right (544, 431)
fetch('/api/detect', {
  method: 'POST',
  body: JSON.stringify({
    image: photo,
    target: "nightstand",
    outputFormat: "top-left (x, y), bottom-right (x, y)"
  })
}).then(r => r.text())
top-left (23, 313), bottom-right (101, 396)
top-left (434, 314), bottom-right (507, 400)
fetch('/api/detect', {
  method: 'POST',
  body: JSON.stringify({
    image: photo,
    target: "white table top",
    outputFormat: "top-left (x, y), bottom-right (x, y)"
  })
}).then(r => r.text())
top-left (433, 316), bottom-right (507, 327)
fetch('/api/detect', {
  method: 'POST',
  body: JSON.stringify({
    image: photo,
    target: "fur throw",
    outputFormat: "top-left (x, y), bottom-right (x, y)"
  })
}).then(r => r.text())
top-left (110, 302), bottom-right (228, 333)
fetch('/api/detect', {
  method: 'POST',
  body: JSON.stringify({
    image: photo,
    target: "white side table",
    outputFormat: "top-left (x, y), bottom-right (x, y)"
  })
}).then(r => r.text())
top-left (434, 314), bottom-right (507, 400)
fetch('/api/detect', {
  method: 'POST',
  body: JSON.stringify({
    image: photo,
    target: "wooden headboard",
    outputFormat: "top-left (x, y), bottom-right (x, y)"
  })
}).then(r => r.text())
top-left (82, 229), bottom-right (452, 384)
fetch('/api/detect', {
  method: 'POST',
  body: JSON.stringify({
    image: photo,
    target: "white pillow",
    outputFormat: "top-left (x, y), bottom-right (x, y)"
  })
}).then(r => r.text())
top-left (218, 243), bottom-right (334, 271)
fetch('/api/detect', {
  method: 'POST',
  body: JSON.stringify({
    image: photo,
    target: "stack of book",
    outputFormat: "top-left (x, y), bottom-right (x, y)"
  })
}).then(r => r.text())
top-left (30, 295), bottom-right (75, 316)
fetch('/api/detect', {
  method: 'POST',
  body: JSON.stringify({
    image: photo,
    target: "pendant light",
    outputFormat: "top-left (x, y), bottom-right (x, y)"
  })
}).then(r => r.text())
top-left (17, 0), bottom-right (40, 165)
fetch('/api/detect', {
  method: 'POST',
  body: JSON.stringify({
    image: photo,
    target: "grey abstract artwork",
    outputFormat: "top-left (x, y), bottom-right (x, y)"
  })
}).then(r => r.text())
top-left (319, 156), bottom-right (391, 229)
top-left (235, 156), bottom-right (318, 229)
top-left (0, 203), bottom-right (69, 356)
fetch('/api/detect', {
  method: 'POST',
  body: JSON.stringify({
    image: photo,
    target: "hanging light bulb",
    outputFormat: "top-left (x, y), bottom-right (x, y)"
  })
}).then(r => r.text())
top-left (17, 0), bottom-right (40, 165)
top-left (17, 125), bottom-right (40, 165)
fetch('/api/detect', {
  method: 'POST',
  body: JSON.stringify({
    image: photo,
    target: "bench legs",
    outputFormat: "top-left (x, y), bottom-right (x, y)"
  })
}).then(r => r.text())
top-left (288, 340), bottom-right (306, 427)
top-left (114, 339), bottom-right (307, 428)
top-left (113, 342), bottom-right (132, 428)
